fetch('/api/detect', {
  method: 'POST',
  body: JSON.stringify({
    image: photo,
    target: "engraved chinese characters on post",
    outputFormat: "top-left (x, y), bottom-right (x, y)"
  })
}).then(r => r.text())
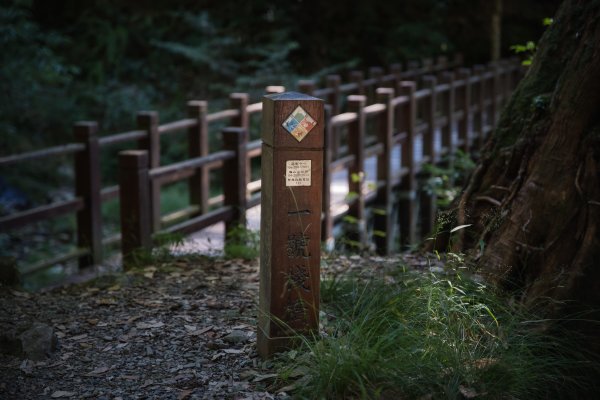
top-left (288, 265), bottom-right (310, 292)
top-left (285, 160), bottom-right (311, 187)
top-left (286, 233), bottom-right (310, 258)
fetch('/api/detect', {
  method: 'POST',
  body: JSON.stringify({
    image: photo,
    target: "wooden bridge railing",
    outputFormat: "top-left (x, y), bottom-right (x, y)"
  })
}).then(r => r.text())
top-left (0, 54), bottom-right (521, 277)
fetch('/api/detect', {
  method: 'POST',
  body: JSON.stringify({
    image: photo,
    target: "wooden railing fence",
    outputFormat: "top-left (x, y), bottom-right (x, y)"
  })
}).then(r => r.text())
top-left (0, 54), bottom-right (522, 277)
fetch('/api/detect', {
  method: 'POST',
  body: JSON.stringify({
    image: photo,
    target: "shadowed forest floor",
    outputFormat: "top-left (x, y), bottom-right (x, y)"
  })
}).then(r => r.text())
top-left (0, 253), bottom-right (436, 399)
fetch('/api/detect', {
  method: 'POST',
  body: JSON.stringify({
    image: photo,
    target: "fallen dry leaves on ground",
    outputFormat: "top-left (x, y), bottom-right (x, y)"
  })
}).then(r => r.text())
top-left (0, 253), bottom-right (441, 399)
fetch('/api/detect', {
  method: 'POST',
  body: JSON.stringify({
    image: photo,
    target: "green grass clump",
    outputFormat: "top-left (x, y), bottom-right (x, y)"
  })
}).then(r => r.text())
top-left (276, 272), bottom-right (600, 399)
top-left (125, 232), bottom-right (185, 269)
top-left (224, 224), bottom-right (260, 260)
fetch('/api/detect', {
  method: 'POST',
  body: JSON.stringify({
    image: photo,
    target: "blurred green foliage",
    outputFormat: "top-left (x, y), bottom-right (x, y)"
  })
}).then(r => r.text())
top-left (422, 149), bottom-right (476, 208)
top-left (0, 0), bottom-right (561, 190)
top-left (0, 0), bottom-right (561, 281)
top-left (510, 17), bottom-right (554, 66)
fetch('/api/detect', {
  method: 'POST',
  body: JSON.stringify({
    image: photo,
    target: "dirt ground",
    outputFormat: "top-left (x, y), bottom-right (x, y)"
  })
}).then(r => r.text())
top-left (0, 253), bottom-right (432, 399)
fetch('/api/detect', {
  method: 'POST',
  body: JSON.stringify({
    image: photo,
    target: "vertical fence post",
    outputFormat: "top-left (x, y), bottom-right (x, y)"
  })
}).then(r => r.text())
top-left (266, 86), bottom-right (286, 94)
top-left (369, 66), bottom-right (384, 97)
top-left (374, 88), bottom-right (395, 255)
top-left (222, 127), bottom-right (247, 235)
top-left (347, 95), bottom-right (367, 247)
top-left (420, 76), bottom-right (438, 237)
top-left (422, 57), bottom-right (433, 73)
top-left (453, 53), bottom-right (465, 68)
top-left (473, 65), bottom-right (486, 150)
top-left (258, 92), bottom-right (323, 358)
top-left (187, 100), bottom-right (209, 215)
top-left (436, 55), bottom-right (449, 71)
top-left (326, 75), bottom-right (342, 114)
top-left (137, 111), bottom-right (161, 232)
top-left (406, 60), bottom-right (420, 78)
top-left (230, 93), bottom-right (250, 197)
top-left (349, 70), bottom-right (365, 96)
top-left (489, 63), bottom-right (500, 131)
top-left (369, 66), bottom-right (384, 82)
top-left (321, 105), bottom-right (334, 250)
top-left (119, 150), bottom-right (151, 267)
top-left (390, 63), bottom-right (403, 92)
top-left (456, 68), bottom-right (472, 153)
top-left (327, 75), bottom-right (342, 159)
top-left (298, 80), bottom-right (316, 96)
top-left (74, 121), bottom-right (102, 268)
top-left (230, 93), bottom-right (249, 130)
top-left (441, 71), bottom-right (456, 166)
top-left (399, 82), bottom-right (417, 246)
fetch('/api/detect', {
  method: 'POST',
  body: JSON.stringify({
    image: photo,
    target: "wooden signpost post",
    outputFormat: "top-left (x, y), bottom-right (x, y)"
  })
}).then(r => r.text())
top-left (258, 92), bottom-right (324, 358)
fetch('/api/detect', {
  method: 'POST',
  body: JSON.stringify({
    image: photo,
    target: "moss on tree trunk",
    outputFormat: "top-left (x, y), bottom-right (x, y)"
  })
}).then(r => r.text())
top-left (447, 0), bottom-right (600, 319)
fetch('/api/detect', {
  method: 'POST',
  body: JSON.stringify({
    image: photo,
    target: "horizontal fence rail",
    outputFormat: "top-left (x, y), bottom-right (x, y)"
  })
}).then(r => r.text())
top-left (0, 54), bottom-right (523, 279)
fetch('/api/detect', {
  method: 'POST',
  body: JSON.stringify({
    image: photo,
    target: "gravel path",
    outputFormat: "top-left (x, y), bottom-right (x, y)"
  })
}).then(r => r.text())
top-left (1, 255), bottom-right (279, 399)
top-left (0, 253), bottom-right (437, 399)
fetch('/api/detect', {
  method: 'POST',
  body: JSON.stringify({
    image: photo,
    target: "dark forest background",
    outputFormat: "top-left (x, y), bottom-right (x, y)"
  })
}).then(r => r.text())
top-left (2, 0), bottom-right (560, 155)
top-left (0, 0), bottom-right (561, 284)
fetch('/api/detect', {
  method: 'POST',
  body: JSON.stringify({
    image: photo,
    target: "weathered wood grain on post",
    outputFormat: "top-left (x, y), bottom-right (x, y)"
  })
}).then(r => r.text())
top-left (399, 82), bottom-right (418, 246)
top-left (389, 64), bottom-right (403, 92)
top-left (421, 76), bottom-right (438, 236)
top-left (230, 93), bottom-right (249, 130)
top-left (230, 93), bottom-right (250, 194)
top-left (258, 92), bottom-right (323, 358)
top-left (374, 88), bottom-right (395, 254)
top-left (326, 75), bottom-right (341, 158)
top-left (119, 150), bottom-right (152, 267)
top-left (74, 121), bottom-right (103, 268)
top-left (187, 100), bottom-right (209, 215)
top-left (321, 105), bottom-right (334, 248)
top-left (297, 80), bottom-right (316, 96)
top-left (137, 111), bottom-right (161, 232)
top-left (222, 127), bottom-right (247, 234)
top-left (349, 70), bottom-right (365, 96)
top-left (347, 95), bottom-right (367, 246)
top-left (369, 66), bottom-right (384, 98)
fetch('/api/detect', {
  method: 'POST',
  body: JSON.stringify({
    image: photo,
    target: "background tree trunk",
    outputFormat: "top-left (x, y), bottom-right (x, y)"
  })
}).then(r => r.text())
top-left (451, 0), bottom-right (600, 318)
top-left (490, 0), bottom-right (503, 61)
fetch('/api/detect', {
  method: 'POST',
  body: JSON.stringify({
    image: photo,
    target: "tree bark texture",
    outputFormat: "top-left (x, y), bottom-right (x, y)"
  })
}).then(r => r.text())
top-left (452, 0), bottom-right (600, 314)
top-left (490, 0), bottom-right (503, 61)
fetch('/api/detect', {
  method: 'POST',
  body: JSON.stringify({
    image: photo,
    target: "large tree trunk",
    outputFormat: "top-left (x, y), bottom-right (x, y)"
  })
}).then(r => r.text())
top-left (452, 0), bottom-right (600, 316)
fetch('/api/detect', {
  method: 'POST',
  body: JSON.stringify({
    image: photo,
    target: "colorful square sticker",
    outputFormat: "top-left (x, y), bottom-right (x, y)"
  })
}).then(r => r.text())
top-left (282, 106), bottom-right (316, 142)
